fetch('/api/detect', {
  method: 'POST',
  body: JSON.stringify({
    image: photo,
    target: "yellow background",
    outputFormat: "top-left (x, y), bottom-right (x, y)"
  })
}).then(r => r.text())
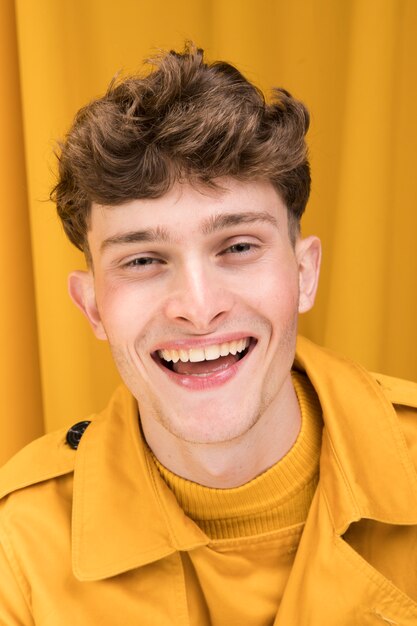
top-left (1, 0), bottom-right (416, 463)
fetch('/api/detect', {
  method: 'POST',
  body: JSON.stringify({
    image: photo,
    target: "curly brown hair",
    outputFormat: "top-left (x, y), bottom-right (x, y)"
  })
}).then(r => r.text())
top-left (52, 44), bottom-right (311, 257)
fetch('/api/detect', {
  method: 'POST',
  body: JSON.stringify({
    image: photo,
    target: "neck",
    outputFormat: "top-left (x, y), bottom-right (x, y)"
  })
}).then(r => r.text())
top-left (141, 377), bottom-right (301, 488)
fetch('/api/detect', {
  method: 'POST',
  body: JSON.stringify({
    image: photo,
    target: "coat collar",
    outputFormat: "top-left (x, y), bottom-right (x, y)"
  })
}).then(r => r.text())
top-left (71, 387), bottom-right (208, 581)
top-left (72, 336), bottom-right (417, 580)
top-left (294, 336), bottom-right (417, 533)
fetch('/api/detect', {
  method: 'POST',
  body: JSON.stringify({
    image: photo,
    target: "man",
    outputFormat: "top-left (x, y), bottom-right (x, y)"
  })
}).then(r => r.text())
top-left (1, 45), bottom-right (417, 625)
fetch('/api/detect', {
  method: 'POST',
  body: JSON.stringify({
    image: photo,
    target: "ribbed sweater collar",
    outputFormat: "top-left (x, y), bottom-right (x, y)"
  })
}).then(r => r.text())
top-left (150, 371), bottom-right (322, 540)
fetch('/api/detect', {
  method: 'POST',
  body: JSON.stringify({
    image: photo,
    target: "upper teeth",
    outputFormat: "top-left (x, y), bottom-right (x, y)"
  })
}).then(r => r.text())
top-left (158, 338), bottom-right (250, 364)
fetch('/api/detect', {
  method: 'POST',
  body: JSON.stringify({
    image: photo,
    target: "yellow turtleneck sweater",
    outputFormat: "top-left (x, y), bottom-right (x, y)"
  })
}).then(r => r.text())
top-left (148, 371), bottom-right (323, 625)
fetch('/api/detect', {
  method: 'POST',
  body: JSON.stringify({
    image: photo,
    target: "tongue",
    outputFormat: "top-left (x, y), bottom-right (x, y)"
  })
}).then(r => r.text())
top-left (172, 354), bottom-right (239, 376)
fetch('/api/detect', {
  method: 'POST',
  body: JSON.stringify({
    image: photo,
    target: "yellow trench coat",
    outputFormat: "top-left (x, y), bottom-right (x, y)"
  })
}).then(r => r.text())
top-left (1, 336), bottom-right (417, 625)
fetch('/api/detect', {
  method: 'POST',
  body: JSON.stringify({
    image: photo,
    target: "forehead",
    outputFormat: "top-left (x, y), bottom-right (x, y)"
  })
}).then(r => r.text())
top-left (88, 178), bottom-right (288, 249)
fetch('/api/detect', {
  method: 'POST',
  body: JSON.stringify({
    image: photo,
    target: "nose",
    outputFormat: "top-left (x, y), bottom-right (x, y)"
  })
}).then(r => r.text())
top-left (164, 263), bottom-right (234, 330)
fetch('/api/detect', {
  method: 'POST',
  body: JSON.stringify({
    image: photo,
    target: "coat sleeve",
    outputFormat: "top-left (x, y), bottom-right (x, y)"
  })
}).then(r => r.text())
top-left (0, 529), bottom-right (35, 625)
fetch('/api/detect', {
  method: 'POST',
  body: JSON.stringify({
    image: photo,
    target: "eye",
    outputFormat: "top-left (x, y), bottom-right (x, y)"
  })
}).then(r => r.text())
top-left (126, 256), bottom-right (160, 266)
top-left (217, 239), bottom-right (263, 264)
top-left (124, 256), bottom-right (165, 268)
top-left (220, 241), bottom-right (259, 256)
top-left (227, 242), bottom-right (253, 254)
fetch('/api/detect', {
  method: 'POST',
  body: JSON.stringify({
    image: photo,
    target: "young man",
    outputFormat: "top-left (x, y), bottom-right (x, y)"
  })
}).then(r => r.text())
top-left (1, 46), bottom-right (417, 625)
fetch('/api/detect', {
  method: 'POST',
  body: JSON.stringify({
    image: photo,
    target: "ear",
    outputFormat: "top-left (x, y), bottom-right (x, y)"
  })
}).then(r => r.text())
top-left (295, 236), bottom-right (321, 314)
top-left (68, 271), bottom-right (107, 340)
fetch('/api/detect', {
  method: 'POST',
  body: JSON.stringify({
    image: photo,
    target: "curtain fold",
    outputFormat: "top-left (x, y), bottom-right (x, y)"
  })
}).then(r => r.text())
top-left (0, 0), bottom-right (44, 464)
top-left (1, 0), bottom-right (415, 462)
top-left (321, 0), bottom-right (403, 366)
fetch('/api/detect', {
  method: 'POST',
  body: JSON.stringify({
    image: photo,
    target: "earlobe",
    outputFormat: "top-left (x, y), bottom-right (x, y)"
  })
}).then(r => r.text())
top-left (296, 236), bottom-right (322, 314)
top-left (68, 271), bottom-right (107, 340)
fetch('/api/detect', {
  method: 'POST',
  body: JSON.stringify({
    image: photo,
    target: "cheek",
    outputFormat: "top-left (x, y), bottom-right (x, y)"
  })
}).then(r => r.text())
top-left (95, 281), bottom-right (152, 343)
top-left (254, 266), bottom-right (300, 320)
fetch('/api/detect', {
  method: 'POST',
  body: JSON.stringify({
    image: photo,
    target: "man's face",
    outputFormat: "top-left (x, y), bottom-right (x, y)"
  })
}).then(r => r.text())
top-left (70, 179), bottom-right (320, 444)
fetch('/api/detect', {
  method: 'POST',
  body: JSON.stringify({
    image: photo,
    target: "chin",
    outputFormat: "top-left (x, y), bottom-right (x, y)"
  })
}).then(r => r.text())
top-left (153, 402), bottom-right (262, 445)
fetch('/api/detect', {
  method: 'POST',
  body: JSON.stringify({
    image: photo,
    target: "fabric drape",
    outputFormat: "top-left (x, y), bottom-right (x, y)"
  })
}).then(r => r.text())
top-left (1, 0), bottom-right (416, 463)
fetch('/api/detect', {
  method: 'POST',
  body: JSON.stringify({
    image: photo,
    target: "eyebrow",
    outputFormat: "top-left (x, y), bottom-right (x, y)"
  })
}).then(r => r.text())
top-left (100, 225), bottom-right (173, 252)
top-left (100, 211), bottom-right (278, 253)
top-left (201, 211), bottom-right (278, 234)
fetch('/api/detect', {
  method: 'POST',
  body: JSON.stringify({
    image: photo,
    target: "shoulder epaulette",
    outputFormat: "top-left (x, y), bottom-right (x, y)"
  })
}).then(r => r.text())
top-left (0, 426), bottom-right (78, 500)
top-left (372, 372), bottom-right (417, 409)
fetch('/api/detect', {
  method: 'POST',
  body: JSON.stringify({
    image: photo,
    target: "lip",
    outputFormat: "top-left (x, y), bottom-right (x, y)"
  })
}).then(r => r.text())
top-left (151, 336), bottom-right (257, 391)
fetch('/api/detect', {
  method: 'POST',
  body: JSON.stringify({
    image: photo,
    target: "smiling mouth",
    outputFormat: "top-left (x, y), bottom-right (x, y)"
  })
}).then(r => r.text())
top-left (154, 337), bottom-right (253, 377)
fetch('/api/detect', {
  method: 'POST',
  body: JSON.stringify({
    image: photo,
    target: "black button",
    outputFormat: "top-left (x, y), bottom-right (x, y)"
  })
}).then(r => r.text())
top-left (66, 420), bottom-right (91, 449)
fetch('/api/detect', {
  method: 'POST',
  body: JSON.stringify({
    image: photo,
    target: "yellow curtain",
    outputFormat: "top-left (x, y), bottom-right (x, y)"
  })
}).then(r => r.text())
top-left (1, 0), bottom-right (416, 463)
